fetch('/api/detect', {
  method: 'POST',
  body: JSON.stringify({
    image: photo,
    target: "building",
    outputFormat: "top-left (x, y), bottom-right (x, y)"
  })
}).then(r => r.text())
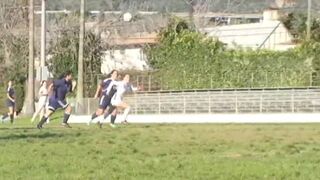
top-left (201, 9), bottom-right (296, 51)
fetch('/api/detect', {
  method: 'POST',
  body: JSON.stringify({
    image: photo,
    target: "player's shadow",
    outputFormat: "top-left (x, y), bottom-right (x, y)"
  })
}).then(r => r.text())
top-left (0, 131), bottom-right (65, 140)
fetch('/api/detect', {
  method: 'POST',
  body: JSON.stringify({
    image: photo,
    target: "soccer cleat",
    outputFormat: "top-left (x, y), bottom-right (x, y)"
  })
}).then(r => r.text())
top-left (37, 124), bottom-right (42, 129)
top-left (121, 120), bottom-right (128, 125)
top-left (97, 121), bottom-right (102, 129)
top-left (109, 123), bottom-right (116, 128)
top-left (61, 122), bottom-right (72, 128)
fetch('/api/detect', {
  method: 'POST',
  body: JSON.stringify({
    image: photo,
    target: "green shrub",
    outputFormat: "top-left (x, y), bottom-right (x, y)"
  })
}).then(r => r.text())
top-left (146, 18), bottom-right (319, 90)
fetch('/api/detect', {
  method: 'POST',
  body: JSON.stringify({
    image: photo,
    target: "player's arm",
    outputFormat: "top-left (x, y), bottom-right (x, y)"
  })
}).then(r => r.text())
top-left (71, 80), bottom-right (77, 92)
top-left (125, 83), bottom-right (137, 93)
top-left (94, 81), bottom-right (103, 98)
top-left (47, 82), bottom-right (54, 94)
top-left (6, 89), bottom-right (14, 102)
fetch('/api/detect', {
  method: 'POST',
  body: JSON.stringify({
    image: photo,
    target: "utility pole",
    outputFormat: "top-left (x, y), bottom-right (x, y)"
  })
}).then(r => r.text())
top-left (25, 0), bottom-right (35, 114)
top-left (40, 0), bottom-right (46, 80)
top-left (77, 0), bottom-right (85, 113)
top-left (307, 0), bottom-right (312, 41)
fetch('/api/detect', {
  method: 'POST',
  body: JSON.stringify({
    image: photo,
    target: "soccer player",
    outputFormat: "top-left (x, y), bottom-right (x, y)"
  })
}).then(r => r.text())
top-left (37, 71), bottom-right (76, 129)
top-left (101, 74), bottom-right (133, 128)
top-left (88, 70), bottom-right (118, 126)
top-left (31, 80), bottom-right (49, 123)
top-left (1, 80), bottom-right (15, 123)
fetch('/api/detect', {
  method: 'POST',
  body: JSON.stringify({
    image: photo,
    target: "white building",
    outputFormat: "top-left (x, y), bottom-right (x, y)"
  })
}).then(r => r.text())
top-left (201, 9), bottom-right (296, 51)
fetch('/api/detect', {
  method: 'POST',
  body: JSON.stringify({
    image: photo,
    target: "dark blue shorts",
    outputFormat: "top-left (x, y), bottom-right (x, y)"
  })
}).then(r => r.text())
top-left (99, 95), bottom-right (112, 110)
top-left (6, 99), bottom-right (15, 108)
top-left (48, 97), bottom-right (68, 111)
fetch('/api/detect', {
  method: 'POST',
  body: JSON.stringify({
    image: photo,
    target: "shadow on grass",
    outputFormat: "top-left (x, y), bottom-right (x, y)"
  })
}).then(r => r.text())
top-left (0, 131), bottom-right (65, 140)
top-left (0, 127), bottom-right (36, 131)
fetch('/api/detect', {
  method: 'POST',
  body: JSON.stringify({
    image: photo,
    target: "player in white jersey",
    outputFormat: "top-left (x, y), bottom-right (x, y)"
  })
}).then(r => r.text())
top-left (31, 80), bottom-right (49, 123)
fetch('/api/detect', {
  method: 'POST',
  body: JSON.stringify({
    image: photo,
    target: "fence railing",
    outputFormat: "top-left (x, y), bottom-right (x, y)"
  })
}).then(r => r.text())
top-left (127, 72), bottom-right (320, 92)
top-left (71, 87), bottom-right (320, 115)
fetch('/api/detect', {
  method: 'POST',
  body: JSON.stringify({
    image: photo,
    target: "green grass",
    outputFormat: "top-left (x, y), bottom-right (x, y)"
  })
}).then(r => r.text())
top-left (1, 118), bottom-right (320, 179)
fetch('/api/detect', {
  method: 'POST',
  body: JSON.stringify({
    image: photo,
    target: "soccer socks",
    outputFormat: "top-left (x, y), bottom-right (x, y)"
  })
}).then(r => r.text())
top-left (2, 113), bottom-right (8, 120)
top-left (104, 106), bottom-right (116, 120)
top-left (9, 114), bottom-right (14, 123)
top-left (63, 113), bottom-right (71, 123)
top-left (91, 112), bottom-right (98, 120)
top-left (122, 107), bottom-right (131, 122)
top-left (110, 115), bottom-right (117, 124)
top-left (87, 112), bottom-right (98, 125)
top-left (38, 116), bottom-right (48, 127)
top-left (103, 111), bottom-right (110, 120)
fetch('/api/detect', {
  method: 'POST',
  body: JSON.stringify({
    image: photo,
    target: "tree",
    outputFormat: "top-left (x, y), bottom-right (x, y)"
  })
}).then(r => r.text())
top-left (48, 30), bottom-right (102, 97)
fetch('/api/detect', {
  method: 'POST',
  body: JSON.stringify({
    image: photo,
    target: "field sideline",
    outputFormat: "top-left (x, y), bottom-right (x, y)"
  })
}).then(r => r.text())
top-left (0, 117), bottom-right (320, 179)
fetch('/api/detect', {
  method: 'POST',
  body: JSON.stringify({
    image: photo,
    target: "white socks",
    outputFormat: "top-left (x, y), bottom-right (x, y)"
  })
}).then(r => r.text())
top-left (122, 107), bottom-right (131, 122)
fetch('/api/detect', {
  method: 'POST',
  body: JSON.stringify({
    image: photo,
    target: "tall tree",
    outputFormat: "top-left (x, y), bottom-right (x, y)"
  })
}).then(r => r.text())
top-left (24, 0), bottom-right (35, 115)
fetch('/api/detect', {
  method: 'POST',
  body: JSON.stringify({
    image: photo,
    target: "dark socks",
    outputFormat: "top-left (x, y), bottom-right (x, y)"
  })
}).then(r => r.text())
top-left (103, 112), bottom-right (109, 119)
top-left (2, 114), bottom-right (8, 119)
top-left (9, 114), bottom-right (14, 123)
top-left (111, 115), bottom-right (117, 124)
top-left (38, 116), bottom-right (48, 127)
top-left (105, 106), bottom-right (116, 120)
top-left (91, 112), bottom-right (98, 120)
top-left (63, 113), bottom-right (71, 123)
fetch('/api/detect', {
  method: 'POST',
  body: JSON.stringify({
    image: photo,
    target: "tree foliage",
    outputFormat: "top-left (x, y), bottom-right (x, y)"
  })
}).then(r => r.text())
top-left (48, 30), bottom-right (103, 97)
top-left (281, 12), bottom-right (320, 42)
top-left (146, 18), bottom-right (319, 90)
top-left (0, 35), bottom-right (28, 112)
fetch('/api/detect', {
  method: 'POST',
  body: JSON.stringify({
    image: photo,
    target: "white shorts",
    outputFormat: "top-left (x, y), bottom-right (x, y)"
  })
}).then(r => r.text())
top-left (111, 97), bottom-right (122, 106)
top-left (38, 96), bottom-right (48, 108)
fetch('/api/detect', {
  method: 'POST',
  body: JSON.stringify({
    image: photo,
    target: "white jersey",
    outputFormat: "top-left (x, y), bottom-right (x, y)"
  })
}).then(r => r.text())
top-left (38, 86), bottom-right (48, 107)
top-left (38, 86), bottom-right (48, 97)
top-left (111, 81), bottom-right (129, 106)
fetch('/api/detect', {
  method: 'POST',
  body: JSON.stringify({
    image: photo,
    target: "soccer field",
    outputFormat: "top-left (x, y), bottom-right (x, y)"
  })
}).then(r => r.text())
top-left (1, 120), bottom-right (320, 179)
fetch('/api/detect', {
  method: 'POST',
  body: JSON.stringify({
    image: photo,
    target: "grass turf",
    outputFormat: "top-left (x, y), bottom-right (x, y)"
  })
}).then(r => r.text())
top-left (0, 117), bottom-right (320, 179)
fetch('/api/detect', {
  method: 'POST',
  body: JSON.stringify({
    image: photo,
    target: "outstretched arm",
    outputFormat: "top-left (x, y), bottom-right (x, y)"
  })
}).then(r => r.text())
top-left (94, 84), bottom-right (102, 98)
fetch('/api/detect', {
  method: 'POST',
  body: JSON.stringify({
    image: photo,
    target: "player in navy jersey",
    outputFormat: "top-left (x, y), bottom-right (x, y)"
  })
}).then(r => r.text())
top-left (37, 71), bottom-right (76, 129)
top-left (2, 80), bottom-right (15, 123)
top-left (88, 70), bottom-right (118, 126)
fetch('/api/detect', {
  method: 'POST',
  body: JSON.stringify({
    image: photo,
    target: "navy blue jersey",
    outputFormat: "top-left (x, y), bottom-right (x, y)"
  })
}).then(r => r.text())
top-left (100, 79), bottom-right (112, 96)
top-left (52, 79), bottom-right (72, 101)
top-left (7, 87), bottom-right (15, 99)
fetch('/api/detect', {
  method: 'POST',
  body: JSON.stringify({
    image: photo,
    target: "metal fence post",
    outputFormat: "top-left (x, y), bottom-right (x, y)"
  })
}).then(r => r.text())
top-left (259, 91), bottom-right (263, 113)
top-left (158, 92), bottom-right (161, 114)
top-left (134, 93), bottom-right (137, 115)
top-left (87, 98), bottom-right (90, 115)
top-left (291, 89), bottom-right (295, 113)
top-left (208, 92), bottom-right (211, 114)
top-left (235, 92), bottom-right (238, 114)
top-left (183, 94), bottom-right (186, 114)
top-left (148, 75), bottom-right (151, 91)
